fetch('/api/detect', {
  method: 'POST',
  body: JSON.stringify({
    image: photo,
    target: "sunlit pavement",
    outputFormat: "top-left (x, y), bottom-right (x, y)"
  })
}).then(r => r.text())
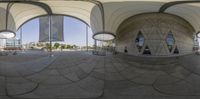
top-left (0, 51), bottom-right (200, 99)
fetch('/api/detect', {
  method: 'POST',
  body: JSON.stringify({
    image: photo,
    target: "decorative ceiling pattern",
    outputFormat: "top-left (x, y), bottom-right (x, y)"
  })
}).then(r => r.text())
top-left (0, 0), bottom-right (199, 36)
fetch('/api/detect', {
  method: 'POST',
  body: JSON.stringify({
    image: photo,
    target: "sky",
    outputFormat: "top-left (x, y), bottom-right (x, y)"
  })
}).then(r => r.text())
top-left (15, 16), bottom-right (94, 46)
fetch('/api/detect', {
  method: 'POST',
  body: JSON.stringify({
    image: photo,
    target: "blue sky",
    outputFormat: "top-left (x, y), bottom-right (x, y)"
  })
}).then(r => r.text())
top-left (15, 16), bottom-right (94, 46)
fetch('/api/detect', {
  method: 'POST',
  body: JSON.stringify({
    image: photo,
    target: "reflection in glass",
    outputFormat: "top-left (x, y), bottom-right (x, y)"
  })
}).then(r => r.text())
top-left (174, 46), bottom-right (179, 54)
top-left (135, 31), bottom-right (145, 52)
top-left (143, 46), bottom-right (151, 55)
top-left (166, 31), bottom-right (175, 52)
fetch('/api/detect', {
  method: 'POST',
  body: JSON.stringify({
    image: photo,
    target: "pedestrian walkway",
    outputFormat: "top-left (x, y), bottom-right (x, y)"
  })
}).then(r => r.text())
top-left (0, 51), bottom-right (200, 99)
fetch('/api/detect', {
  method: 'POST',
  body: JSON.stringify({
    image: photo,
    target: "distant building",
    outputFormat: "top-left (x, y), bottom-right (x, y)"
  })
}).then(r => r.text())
top-left (0, 38), bottom-right (22, 51)
top-left (4, 38), bottom-right (21, 50)
top-left (0, 39), bottom-right (6, 51)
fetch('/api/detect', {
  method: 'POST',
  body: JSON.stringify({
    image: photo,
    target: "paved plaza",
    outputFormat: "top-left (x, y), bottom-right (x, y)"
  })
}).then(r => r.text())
top-left (0, 51), bottom-right (200, 99)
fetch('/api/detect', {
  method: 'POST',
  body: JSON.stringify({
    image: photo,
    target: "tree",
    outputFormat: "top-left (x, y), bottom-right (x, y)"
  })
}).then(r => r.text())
top-left (36, 43), bottom-right (44, 47)
top-left (37, 43), bottom-right (40, 47)
top-left (72, 45), bottom-right (77, 49)
top-left (54, 43), bottom-right (60, 49)
top-left (105, 40), bottom-right (113, 46)
top-left (66, 45), bottom-right (71, 49)
top-left (45, 43), bottom-right (51, 51)
top-left (61, 44), bottom-right (66, 51)
top-left (61, 44), bottom-right (66, 49)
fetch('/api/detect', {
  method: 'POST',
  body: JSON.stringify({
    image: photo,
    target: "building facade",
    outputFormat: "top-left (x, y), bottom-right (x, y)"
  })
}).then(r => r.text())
top-left (116, 13), bottom-right (195, 56)
top-left (5, 38), bottom-right (21, 50)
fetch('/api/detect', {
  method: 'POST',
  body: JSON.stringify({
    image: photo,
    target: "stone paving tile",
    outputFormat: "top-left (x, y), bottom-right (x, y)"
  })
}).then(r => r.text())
top-left (0, 51), bottom-right (200, 99)
top-left (0, 76), bottom-right (6, 96)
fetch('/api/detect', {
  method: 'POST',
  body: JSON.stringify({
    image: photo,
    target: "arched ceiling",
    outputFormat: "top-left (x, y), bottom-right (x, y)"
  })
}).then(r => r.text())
top-left (165, 3), bottom-right (200, 33)
top-left (0, 0), bottom-right (199, 37)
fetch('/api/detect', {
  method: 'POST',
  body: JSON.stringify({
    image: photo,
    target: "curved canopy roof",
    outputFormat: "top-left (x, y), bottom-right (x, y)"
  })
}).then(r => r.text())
top-left (0, 0), bottom-right (199, 39)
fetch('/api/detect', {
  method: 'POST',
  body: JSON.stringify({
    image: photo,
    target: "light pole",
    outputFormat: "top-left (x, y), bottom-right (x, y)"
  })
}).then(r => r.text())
top-left (20, 27), bottom-right (23, 50)
top-left (86, 25), bottom-right (88, 52)
top-left (49, 15), bottom-right (53, 57)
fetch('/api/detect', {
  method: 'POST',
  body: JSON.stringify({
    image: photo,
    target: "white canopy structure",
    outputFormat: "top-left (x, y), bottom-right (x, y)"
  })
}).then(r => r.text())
top-left (0, 0), bottom-right (199, 40)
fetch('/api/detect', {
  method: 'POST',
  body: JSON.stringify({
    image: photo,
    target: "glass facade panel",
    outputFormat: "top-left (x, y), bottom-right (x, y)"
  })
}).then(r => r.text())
top-left (166, 31), bottom-right (175, 52)
top-left (135, 31), bottom-right (145, 52)
top-left (6, 38), bottom-right (21, 48)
